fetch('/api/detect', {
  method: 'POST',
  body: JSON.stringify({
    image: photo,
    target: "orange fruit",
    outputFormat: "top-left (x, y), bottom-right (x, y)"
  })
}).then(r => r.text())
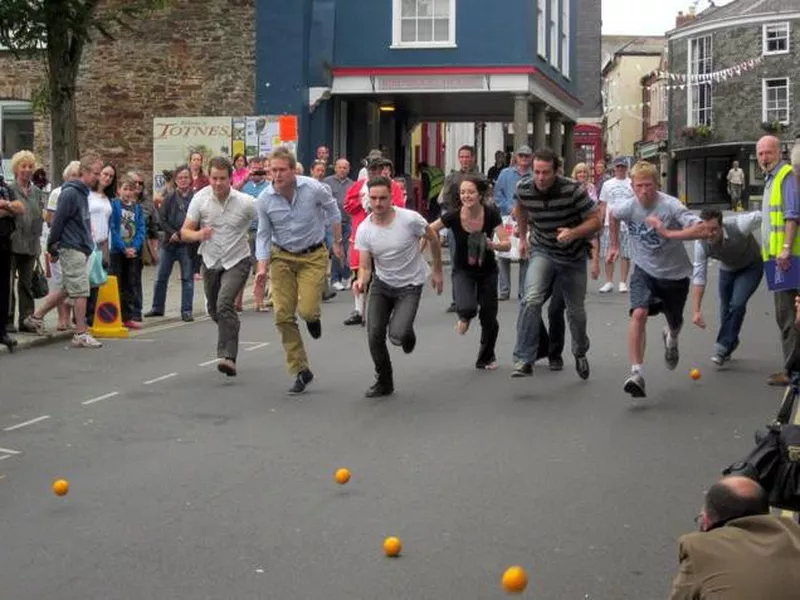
top-left (335, 468), bottom-right (351, 485)
top-left (690, 368), bottom-right (701, 380)
top-left (383, 536), bottom-right (402, 557)
top-left (501, 565), bottom-right (528, 594)
top-left (52, 479), bottom-right (69, 496)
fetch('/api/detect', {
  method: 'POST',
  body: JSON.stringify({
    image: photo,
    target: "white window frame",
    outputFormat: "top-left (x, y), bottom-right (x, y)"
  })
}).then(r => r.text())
top-left (686, 35), bottom-right (713, 127)
top-left (762, 77), bottom-right (791, 124)
top-left (391, 0), bottom-right (457, 49)
top-left (762, 22), bottom-right (790, 56)
top-left (561, 0), bottom-right (570, 77)
top-left (537, 0), bottom-right (546, 57)
top-left (549, 0), bottom-right (558, 67)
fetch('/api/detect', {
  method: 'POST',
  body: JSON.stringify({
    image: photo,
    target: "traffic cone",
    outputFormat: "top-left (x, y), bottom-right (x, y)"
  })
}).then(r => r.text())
top-left (90, 275), bottom-right (129, 338)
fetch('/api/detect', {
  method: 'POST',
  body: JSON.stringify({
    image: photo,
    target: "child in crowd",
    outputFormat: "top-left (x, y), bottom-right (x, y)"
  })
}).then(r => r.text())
top-left (110, 175), bottom-right (145, 329)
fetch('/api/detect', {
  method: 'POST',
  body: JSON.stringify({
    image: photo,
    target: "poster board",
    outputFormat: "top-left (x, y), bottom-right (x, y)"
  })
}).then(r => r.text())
top-left (152, 115), bottom-right (299, 193)
top-left (152, 117), bottom-right (232, 194)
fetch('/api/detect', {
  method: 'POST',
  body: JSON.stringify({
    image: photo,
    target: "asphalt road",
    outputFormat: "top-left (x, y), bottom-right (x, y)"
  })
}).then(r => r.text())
top-left (0, 263), bottom-right (788, 599)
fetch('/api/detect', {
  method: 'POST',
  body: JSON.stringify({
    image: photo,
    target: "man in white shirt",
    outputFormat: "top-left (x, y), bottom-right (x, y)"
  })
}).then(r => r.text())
top-left (692, 209), bottom-right (763, 366)
top-left (599, 156), bottom-right (634, 293)
top-left (354, 176), bottom-right (444, 397)
top-left (182, 156), bottom-right (257, 377)
top-left (727, 160), bottom-right (746, 211)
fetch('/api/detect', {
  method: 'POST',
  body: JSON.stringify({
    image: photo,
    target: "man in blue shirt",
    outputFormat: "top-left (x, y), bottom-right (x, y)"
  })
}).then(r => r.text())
top-left (255, 147), bottom-right (343, 395)
top-left (493, 145), bottom-right (532, 300)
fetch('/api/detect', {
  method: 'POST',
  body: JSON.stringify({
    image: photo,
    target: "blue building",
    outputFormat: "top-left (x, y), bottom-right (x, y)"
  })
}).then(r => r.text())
top-left (258, 0), bottom-right (584, 171)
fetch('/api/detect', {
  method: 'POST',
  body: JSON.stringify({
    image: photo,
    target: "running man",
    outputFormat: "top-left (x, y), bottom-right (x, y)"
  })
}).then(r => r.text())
top-left (691, 208), bottom-right (763, 366)
top-left (255, 147), bottom-right (343, 395)
top-left (353, 176), bottom-right (444, 397)
top-left (608, 161), bottom-right (711, 398)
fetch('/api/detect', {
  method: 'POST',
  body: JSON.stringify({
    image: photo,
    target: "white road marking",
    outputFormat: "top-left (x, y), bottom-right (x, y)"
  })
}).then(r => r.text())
top-left (144, 372), bottom-right (178, 385)
top-left (0, 455), bottom-right (12, 461)
top-left (82, 391), bottom-right (119, 406)
top-left (0, 447), bottom-right (22, 455)
top-left (244, 342), bottom-right (270, 352)
top-left (3, 415), bottom-right (51, 432)
top-left (198, 358), bottom-right (222, 367)
top-left (240, 341), bottom-right (264, 346)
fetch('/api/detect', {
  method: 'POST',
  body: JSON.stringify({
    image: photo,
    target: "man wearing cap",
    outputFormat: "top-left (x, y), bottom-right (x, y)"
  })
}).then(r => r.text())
top-left (494, 145), bottom-right (532, 301)
top-left (343, 157), bottom-right (406, 326)
top-left (598, 156), bottom-right (634, 293)
top-left (358, 149), bottom-right (383, 180)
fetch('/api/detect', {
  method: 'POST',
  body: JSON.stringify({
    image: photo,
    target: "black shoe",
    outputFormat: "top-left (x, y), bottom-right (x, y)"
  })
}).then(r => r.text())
top-left (307, 320), bottom-right (322, 339)
top-left (365, 382), bottom-right (394, 398)
top-left (511, 362), bottom-right (533, 377)
top-left (288, 369), bottom-right (314, 394)
top-left (549, 357), bottom-right (564, 371)
top-left (145, 310), bottom-right (164, 318)
top-left (322, 289), bottom-right (337, 302)
top-left (401, 331), bottom-right (416, 354)
top-left (343, 311), bottom-right (363, 326)
top-left (181, 313), bottom-right (194, 322)
top-left (1, 334), bottom-right (18, 353)
top-left (446, 302), bottom-right (457, 313)
top-left (6, 324), bottom-right (17, 333)
top-left (575, 356), bottom-right (590, 380)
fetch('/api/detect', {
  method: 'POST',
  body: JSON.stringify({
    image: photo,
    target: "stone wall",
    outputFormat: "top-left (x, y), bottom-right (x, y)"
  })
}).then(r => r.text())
top-left (1, 0), bottom-right (256, 183)
top-left (0, 50), bottom-right (49, 167)
top-left (669, 19), bottom-right (800, 148)
top-left (574, 0), bottom-right (603, 120)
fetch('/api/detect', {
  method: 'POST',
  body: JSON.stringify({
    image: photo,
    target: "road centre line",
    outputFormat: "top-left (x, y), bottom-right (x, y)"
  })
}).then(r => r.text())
top-left (244, 342), bottom-right (270, 352)
top-left (0, 447), bottom-right (22, 455)
top-left (198, 358), bottom-right (222, 367)
top-left (143, 372), bottom-right (178, 385)
top-left (3, 415), bottom-right (51, 432)
top-left (0, 455), bottom-right (12, 461)
top-left (82, 391), bottom-right (120, 406)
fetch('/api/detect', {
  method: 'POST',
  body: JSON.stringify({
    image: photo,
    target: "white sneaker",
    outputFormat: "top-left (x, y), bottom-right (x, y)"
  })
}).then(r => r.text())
top-left (599, 282), bottom-right (614, 293)
top-left (618, 282), bottom-right (629, 293)
top-left (333, 281), bottom-right (345, 291)
top-left (71, 332), bottom-right (102, 348)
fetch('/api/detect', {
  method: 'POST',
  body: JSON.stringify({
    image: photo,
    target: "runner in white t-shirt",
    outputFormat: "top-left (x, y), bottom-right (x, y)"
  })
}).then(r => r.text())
top-left (354, 176), bottom-right (444, 398)
top-left (598, 157), bottom-right (635, 293)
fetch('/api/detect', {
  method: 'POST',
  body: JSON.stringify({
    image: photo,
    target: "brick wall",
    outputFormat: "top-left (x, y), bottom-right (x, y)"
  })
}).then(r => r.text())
top-left (0, 51), bottom-right (49, 166)
top-left (669, 19), bottom-right (800, 148)
top-left (1, 0), bottom-right (256, 182)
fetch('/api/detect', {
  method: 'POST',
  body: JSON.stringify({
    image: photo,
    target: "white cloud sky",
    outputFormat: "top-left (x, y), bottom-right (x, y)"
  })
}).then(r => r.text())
top-left (601, 0), bottom-right (735, 36)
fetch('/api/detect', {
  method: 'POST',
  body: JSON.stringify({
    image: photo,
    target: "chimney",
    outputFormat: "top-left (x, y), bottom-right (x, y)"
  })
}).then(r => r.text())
top-left (675, 9), bottom-right (697, 28)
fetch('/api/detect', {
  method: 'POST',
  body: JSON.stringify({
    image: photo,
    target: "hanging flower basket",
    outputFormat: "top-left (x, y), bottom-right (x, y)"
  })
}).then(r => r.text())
top-left (682, 125), bottom-right (713, 140)
top-left (761, 120), bottom-right (789, 134)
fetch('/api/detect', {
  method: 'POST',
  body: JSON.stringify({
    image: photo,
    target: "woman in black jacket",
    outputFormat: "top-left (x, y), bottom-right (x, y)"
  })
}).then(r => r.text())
top-left (0, 178), bottom-right (25, 351)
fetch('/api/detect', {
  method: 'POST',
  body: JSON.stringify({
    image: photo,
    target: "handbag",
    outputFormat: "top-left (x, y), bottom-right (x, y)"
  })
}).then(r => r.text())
top-left (723, 380), bottom-right (800, 511)
top-left (32, 258), bottom-right (49, 299)
top-left (88, 245), bottom-right (108, 288)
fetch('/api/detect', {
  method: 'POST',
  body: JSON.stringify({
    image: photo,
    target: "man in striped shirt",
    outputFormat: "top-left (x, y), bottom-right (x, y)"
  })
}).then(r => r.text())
top-left (512, 147), bottom-right (603, 379)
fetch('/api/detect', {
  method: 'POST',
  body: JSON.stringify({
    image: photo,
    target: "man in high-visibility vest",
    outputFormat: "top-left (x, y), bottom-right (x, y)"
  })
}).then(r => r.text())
top-left (759, 135), bottom-right (800, 387)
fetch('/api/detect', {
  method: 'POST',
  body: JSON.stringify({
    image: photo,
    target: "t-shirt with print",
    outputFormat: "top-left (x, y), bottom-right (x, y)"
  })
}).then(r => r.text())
top-left (355, 207), bottom-right (430, 288)
top-left (599, 177), bottom-right (634, 230)
top-left (611, 191), bottom-right (700, 280)
top-left (120, 202), bottom-right (138, 246)
top-left (441, 206), bottom-right (502, 273)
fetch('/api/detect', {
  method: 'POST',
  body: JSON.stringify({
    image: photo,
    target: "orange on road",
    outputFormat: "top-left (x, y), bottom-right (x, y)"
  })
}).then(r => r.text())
top-left (501, 565), bottom-right (528, 594)
top-left (383, 536), bottom-right (402, 557)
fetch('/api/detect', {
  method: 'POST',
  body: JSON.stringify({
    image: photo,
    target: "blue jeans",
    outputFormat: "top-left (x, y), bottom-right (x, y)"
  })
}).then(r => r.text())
top-left (497, 257), bottom-right (529, 299)
top-left (716, 261), bottom-right (763, 357)
top-left (513, 253), bottom-right (589, 364)
top-left (331, 221), bottom-right (352, 283)
top-left (151, 243), bottom-right (194, 315)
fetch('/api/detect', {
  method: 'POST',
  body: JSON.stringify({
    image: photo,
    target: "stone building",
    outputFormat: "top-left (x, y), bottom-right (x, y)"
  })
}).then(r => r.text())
top-left (0, 0), bottom-right (255, 183)
top-left (667, 0), bottom-right (800, 206)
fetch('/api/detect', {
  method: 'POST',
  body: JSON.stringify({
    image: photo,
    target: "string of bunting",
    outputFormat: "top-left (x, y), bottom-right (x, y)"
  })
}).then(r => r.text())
top-left (602, 55), bottom-right (765, 114)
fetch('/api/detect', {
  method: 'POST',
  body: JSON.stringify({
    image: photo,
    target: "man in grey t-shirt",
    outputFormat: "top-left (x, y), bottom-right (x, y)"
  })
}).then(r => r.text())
top-left (609, 161), bottom-right (711, 398)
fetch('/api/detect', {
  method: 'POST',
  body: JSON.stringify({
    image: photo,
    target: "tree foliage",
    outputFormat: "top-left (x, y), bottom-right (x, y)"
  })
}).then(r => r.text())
top-left (0, 0), bottom-right (167, 180)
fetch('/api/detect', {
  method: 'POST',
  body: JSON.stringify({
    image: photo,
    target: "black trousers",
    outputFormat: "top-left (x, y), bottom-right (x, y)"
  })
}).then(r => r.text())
top-left (0, 236), bottom-right (11, 337)
top-left (8, 252), bottom-right (35, 327)
top-left (110, 253), bottom-right (143, 323)
top-left (366, 278), bottom-right (423, 384)
top-left (452, 268), bottom-right (499, 366)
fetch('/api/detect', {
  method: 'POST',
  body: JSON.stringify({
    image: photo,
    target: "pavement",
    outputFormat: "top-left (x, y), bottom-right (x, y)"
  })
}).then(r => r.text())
top-left (0, 256), bottom-right (793, 598)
